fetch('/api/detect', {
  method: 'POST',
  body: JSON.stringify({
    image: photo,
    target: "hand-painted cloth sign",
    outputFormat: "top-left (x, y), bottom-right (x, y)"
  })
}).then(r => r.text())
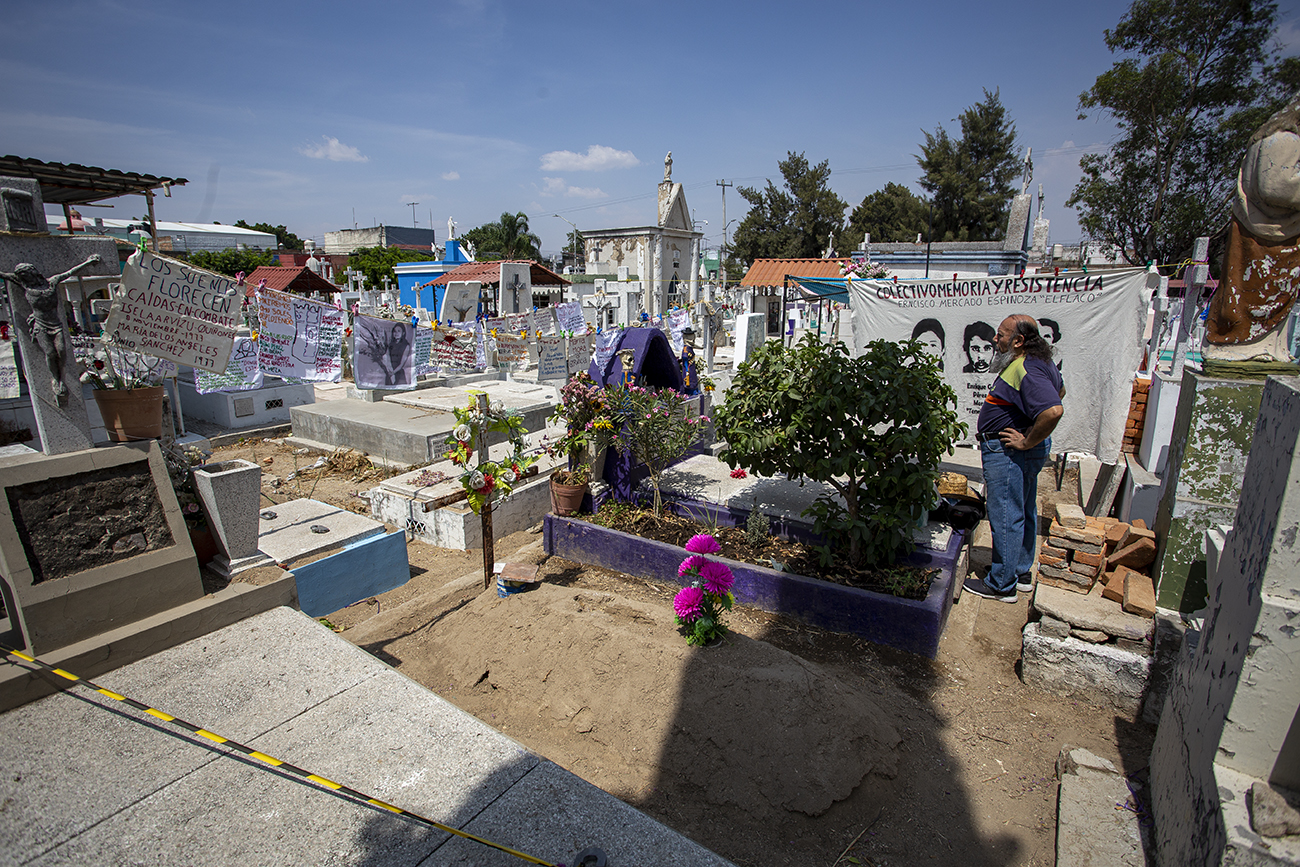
top-left (495, 332), bottom-right (530, 370)
top-left (846, 268), bottom-right (1148, 458)
top-left (104, 250), bottom-right (239, 372)
top-left (432, 326), bottom-right (477, 370)
top-left (197, 337), bottom-right (264, 393)
top-left (413, 326), bottom-right (437, 377)
top-left (255, 287), bottom-right (344, 382)
top-left (669, 308), bottom-right (692, 355)
top-left (504, 312), bottom-right (531, 337)
top-left (594, 328), bottom-right (622, 371)
top-left (567, 332), bottom-right (594, 376)
top-left (537, 334), bottom-right (567, 381)
top-left (353, 315), bottom-right (415, 389)
top-left (0, 340), bottom-right (19, 399)
top-left (555, 300), bottom-right (586, 334)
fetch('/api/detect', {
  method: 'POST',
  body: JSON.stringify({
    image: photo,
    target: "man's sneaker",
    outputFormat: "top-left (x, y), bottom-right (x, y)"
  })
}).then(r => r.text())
top-left (964, 576), bottom-right (1018, 603)
top-left (1016, 573), bottom-right (1035, 593)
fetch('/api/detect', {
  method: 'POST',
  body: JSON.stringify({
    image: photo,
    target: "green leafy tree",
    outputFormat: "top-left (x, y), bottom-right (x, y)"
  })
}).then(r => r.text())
top-left (234, 220), bottom-right (304, 250)
top-left (840, 182), bottom-right (931, 250)
top-left (730, 152), bottom-right (847, 263)
top-left (462, 212), bottom-right (542, 261)
top-left (187, 248), bottom-right (276, 277)
top-left (715, 334), bottom-right (964, 569)
top-left (604, 384), bottom-right (707, 518)
top-left (1067, 0), bottom-right (1287, 267)
top-left (918, 89), bottom-right (1021, 242)
top-left (347, 246), bottom-right (440, 290)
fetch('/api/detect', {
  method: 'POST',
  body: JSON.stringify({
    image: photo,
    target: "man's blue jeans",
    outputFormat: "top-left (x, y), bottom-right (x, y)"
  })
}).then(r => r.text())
top-left (980, 437), bottom-right (1050, 594)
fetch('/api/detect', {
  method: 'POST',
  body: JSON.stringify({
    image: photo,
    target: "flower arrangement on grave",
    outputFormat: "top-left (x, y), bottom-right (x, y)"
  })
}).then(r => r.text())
top-left (545, 372), bottom-right (612, 486)
top-left (77, 345), bottom-right (167, 390)
top-left (602, 383), bottom-right (708, 518)
top-left (672, 533), bottom-right (735, 646)
top-left (840, 259), bottom-right (890, 280)
top-left (443, 397), bottom-right (537, 514)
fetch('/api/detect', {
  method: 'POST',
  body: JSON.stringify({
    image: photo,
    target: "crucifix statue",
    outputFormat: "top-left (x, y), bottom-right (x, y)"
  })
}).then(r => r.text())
top-left (0, 254), bottom-right (102, 406)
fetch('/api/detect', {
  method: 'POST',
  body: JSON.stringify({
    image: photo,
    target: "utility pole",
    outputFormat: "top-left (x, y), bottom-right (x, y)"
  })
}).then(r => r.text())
top-left (409, 201), bottom-right (419, 228)
top-left (717, 180), bottom-right (732, 300)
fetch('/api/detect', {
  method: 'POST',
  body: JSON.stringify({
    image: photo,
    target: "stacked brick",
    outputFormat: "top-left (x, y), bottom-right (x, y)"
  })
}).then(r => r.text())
top-left (1122, 377), bottom-right (1150, 455)
top-left (1037, 503), bottom-right (1158, 619)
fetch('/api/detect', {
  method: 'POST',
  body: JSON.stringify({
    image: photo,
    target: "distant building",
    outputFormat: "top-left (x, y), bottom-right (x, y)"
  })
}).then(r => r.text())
top-left (244, 265), bottom-right (339, 300)
top-left (48, 212), bottom-right (277, 252)
top-left (580, 154), bottom-right (703, 318)
top-left (323, 225), bottom-right (437, 255)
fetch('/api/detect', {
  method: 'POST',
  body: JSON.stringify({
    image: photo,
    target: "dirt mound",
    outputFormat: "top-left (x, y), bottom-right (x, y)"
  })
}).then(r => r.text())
top-left (392, 582), bottom-right (901, 818)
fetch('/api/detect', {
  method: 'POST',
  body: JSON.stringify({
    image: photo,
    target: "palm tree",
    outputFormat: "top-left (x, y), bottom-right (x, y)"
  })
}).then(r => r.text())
top-left (495, 212), bottom-right (541, 260)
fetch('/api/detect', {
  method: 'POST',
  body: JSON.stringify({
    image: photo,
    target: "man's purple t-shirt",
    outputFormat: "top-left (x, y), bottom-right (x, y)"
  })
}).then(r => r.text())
top-left (976, 355), bottom-right (1063, 435)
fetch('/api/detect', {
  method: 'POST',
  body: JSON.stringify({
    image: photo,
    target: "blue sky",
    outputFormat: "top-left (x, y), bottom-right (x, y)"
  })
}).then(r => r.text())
top-left (6, 0), bottom-right (1298, 258)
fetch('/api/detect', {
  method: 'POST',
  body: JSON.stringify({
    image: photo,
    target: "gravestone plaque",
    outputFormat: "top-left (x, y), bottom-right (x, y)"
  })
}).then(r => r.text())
top-left (0, 442), bottom-right (202, 654)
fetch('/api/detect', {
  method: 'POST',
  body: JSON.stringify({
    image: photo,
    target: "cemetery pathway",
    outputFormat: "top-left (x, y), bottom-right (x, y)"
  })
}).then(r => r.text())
top-left (212, 439), bottom-right (1155, 866)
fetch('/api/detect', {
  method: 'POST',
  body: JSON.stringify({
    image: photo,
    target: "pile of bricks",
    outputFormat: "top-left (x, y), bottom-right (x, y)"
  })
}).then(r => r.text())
top-left (1037, 503), bottom-right (1158, 618)
top-left (1122, 377), bottom-right (1150, 455)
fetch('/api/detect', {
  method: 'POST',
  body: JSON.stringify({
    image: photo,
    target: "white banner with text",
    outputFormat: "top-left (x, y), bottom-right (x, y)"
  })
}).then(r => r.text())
top-left (846, 268), bottom-right (1149, 458)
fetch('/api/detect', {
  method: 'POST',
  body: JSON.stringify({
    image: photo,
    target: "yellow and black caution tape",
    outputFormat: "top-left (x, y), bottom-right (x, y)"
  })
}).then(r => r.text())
top-left (3, 646), bottom-right (567, 867)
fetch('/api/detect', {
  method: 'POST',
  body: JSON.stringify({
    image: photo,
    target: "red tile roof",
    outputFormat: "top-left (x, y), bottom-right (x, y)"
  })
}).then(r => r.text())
top-left (423, 260), bottom-right (570, 289)
top-left (246, 266), bottom-right (339, 297)
top-left (740, 258), bottom-right (851, 288)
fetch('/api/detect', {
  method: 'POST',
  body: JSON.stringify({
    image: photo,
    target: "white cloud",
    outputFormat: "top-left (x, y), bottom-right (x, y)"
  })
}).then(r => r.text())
top-left (565, 186), bottom-right (607, 199)
top-left (441, 171), bottom-right (460, 181)
top-left (1276, 18), bottom-right (1300, 51)
top-left (298, 136), bottom-right (368, 163)
top-left (540, 145), bottom-right (639, 172)
top-left (537, 177), bottom-right (608, 199)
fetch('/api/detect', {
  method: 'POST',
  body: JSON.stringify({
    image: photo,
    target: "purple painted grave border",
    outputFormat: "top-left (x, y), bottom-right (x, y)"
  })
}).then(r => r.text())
top-left (543, 514), bottom-right (964, 658)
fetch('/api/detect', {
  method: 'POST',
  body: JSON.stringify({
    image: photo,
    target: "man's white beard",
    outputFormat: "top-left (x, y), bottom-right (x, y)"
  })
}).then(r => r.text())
top-left (990, 349), bottom-right (1016, 375)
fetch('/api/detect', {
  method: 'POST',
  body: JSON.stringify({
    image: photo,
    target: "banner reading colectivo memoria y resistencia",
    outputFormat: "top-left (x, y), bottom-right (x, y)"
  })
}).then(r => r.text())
top-left (846, 268), bottom-right (1150, 459)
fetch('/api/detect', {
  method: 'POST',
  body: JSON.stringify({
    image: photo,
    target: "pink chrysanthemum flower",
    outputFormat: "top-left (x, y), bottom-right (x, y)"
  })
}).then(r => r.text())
top-left (684, 533), bottom-right (721, 555)
top-left (700, 560), bottom-right (734, 595)
top-left (679, 554), bottom-right (708, 578)
top-left (673, 586), bottom-right (704, 621)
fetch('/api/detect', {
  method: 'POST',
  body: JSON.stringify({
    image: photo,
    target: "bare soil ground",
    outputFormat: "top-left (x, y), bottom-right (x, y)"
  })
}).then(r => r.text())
top-left (212, 438), bottom-right (1155, 867)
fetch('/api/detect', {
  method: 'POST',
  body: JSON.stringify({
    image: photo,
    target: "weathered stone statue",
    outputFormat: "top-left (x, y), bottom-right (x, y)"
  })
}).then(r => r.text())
top-left (0, 254), bottom-right (102, 405)
top-left (1203, 93), bottom-right (1300, 368)
top-left (664, 151), bottom-right (673, 183)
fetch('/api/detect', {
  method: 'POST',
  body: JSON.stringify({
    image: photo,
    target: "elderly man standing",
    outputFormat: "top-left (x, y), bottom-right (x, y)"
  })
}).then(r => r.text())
top-left (964, 314), bottom-right (1065, 603)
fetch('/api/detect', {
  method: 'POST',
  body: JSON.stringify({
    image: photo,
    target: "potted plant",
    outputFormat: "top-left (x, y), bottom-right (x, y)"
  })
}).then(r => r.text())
top-left (545, 372), bottom-right (612, 511)
top-left (79, 345), bottom-right (167, 442)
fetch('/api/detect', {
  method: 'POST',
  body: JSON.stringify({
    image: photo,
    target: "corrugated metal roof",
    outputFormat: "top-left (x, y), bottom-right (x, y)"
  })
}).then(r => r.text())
top-left (423, 260), bottom-right (570, 289)
top-left (246, 266), bottom-right (338, 296)
top-left (740, 258), bottom-right (851, 288)
top-left (0, 155), bottom-right (186, 205)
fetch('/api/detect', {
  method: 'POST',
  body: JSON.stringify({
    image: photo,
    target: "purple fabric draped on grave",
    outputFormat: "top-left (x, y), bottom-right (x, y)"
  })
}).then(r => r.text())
top-left (587, 327), bottom-right (686, 501)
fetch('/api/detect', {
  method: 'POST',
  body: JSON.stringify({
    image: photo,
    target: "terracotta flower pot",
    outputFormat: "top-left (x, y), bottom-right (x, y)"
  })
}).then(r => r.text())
top-left (550, 476), bottom-right (588, 517)
top-left (93, 385), bottom-right (164, 442)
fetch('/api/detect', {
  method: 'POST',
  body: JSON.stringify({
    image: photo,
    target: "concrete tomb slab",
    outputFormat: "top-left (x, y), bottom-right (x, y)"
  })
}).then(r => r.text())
top-left (0, 442), bottom-right (202, 654)
top-left (255, 498), bottom-right (384, 566)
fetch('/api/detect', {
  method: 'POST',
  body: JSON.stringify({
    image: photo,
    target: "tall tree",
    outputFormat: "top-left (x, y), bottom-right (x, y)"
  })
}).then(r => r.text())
top-left (1067, 0), bottom-right (1286, 267)
top-left (917, 89), bottom-right (1021, 242)
top-left (462, 212), bottom-right (542, 261)
top-left (346, 246), bottom-right (440, 290)
top-left (730, 152), bottom-right (847, 264)
top-left (235, 219), bottom-right (304, 250)
top-left (839, 182), bottom-right (931, 250)
top-left (187, 248), bottom-right (276, 277)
